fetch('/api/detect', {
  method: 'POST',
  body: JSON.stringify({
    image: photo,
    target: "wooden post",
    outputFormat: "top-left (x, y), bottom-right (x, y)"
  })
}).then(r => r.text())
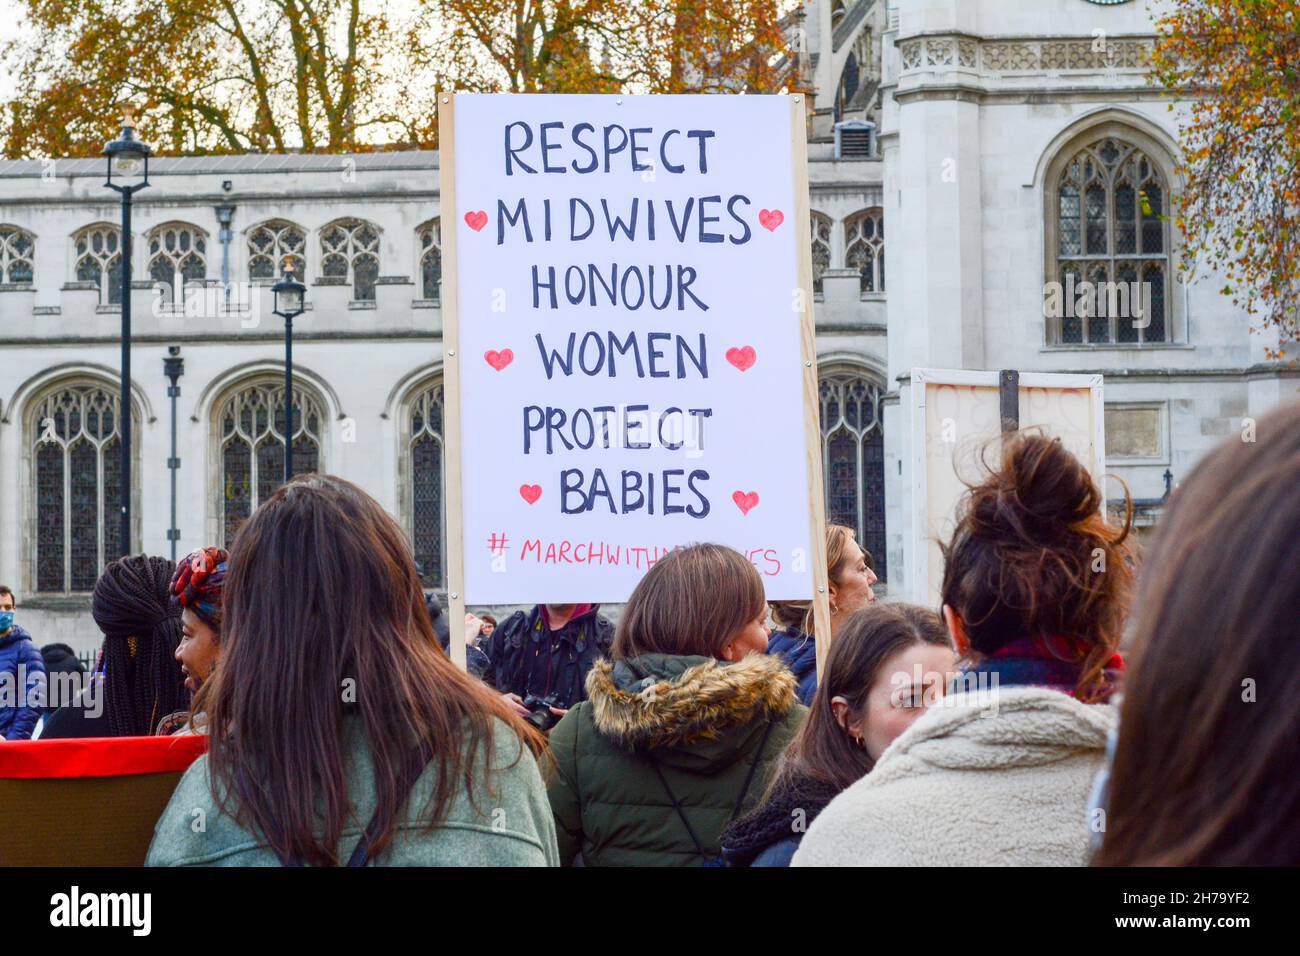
top-left (999, 369), bottom-right (1020, 434)
top-left (789, 94), bottom-right (833, 677)
top-left (438, 93), bottom-right (468, 671)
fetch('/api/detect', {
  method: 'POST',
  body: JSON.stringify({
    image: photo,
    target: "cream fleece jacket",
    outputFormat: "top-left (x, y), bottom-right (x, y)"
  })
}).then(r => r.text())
top-left (792, 686), bottom-right (1116, 866)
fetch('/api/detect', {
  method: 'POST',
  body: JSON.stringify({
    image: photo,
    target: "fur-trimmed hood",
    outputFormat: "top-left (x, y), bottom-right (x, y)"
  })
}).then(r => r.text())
top-left (585, 653), bottom-right (798, 760)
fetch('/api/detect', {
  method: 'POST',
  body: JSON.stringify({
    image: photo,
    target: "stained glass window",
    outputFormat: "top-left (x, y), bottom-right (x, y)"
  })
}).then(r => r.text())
top-left (845, 208), bottom-right (885, 294)
top-left (217, 381), bottom-right (324, 548)
top-left (417, 219), bottom-right (442, 302)
top-left (248, 220), bottom-right (307, 281)
top-left (148, 222), bottom-right (207, 309)
top-left (1054, 136), bottom-right (1170, 344)
top-left (0, 225), bottom-right (35, 283)
top-left (819, 370), bottom-right (887, 582)
top-left (811, 213), bottom-right (831, 295)
top-left (408, 382), bottom-right (445, 587)
top-left (73, 224), bottom-right (124, 305)
top-left (30, 383), bottom-right (136, 592)
top-left (320, 218), bottom-right (381, 301)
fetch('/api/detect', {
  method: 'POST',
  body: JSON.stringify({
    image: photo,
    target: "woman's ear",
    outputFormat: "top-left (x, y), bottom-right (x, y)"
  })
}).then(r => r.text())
top-left (830, 695), bottom-right (851, 731)
top-left (830, 696), bottom-right (865, 743)
top-left (942, 604), bottom-right (970, 655)
top-left (718, 640), bottom-right (739, 663)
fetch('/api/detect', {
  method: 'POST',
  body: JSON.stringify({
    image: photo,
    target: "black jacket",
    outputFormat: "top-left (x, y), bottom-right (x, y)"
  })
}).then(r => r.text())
top-left (481, 605), bottom-right (614, 710)
top-left (720, 771), bottom-right (843, 867)
top-left (426, 594), bottom-right (489, 679)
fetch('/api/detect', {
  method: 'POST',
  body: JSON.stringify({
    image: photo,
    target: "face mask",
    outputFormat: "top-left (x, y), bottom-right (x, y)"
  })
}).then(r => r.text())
top-left (0, 611), bottom-right (13, 632)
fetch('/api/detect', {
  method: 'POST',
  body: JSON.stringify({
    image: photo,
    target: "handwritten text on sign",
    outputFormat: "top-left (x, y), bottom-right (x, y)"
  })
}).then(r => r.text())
top-left (452, 94), bottom-right (814, 603)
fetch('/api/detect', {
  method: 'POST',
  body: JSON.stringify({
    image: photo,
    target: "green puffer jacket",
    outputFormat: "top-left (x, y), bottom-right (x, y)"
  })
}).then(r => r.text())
top-left (546, 652), bottom-right (805, 866)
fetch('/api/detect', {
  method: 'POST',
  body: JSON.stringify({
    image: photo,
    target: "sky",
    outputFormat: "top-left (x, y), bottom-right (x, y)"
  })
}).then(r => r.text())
top-left (0, 0), bottom-right (33, 101)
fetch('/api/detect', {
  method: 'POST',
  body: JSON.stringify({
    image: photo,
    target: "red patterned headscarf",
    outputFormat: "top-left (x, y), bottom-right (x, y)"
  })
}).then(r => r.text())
top-left (170, 547), bottom-right (229, 632)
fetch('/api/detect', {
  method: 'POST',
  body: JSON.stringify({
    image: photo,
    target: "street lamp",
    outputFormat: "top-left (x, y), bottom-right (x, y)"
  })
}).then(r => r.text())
top-left (163, 348), bottom-right (184, 560)
top-left (272, 262), bottom-right (307, 484)
top-left (103, 106), bottom-right (152, 558)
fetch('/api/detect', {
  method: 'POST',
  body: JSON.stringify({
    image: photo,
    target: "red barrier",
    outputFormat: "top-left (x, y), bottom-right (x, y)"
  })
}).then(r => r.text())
top-left (0, 734), bottom-right (207, 779)
top-left (0, 735), bottom-right (209, 867)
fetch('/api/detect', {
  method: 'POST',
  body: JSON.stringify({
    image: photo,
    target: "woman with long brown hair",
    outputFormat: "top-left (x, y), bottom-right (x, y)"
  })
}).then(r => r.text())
top-left (767, 523), bottom-right (877, 704)
top-left (147, 474), bottom-right (557, 866)
top-left (721, 604), bottom-right (953, 866)
top-left (546, 543), bottom-right (805, 866)
top-left (1096, 403), bottom-right (1300, 866)
top-left (796, 432), bottom-right (1134, 866)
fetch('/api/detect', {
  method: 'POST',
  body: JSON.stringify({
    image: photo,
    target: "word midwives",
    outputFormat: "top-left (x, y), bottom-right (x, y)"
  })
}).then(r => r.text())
top-left (50, 886), bottom-right (152, 936)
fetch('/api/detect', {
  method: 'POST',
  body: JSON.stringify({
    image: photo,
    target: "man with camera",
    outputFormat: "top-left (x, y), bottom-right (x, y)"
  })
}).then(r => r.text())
top-left (480, 603), bottom-right (614, 732)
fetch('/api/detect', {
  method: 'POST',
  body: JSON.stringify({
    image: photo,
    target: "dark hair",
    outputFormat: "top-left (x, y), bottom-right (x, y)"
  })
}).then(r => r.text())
top-left (766, 603), bottom-right (951, 793)
top-left (478, 613), bottom-right (497, 627)
top-left (770, 524), bottom-right (862, 634)
top-left (0, 585), bottom-right (14, 604)
top-left (940, 431), bottom-right (1133, 702)
top-left (91, 554), bottom-right (187, 737)
top-left (612, 544), bottom-right (766, 660)
top-left (207, 474), bottom-right (542, 866)
top-left (1096, 403), bottom-right (1300, 866)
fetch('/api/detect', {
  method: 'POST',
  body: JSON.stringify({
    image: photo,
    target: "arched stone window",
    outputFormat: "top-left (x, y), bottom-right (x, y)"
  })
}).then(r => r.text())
top-left (401, 379), bottom-right (446, 587)
top-left (28, 380), bottom-right (139, 592)
top-left (148, 221), bottom-right (207, 309)
top-left (1051, 134), bottom-right (1171, 344)
top-left (73, 224), bottom-right (123, 305)
top-left (0, 225), bottom-right (35, 284)
top-left (811, 212), bottom-right (832, 295)
top-left (215, 379), bottom-right (324, 548)
top-left (320, 218), bottom-right (380, 300)
top-left (247, 219), bottom-right (306, 281)
top-left (416, 219), bottom-right (441, 303)
top-left (819, 367), bottom-right (887, 582)
top-left (845, 208), bottom-right (885, 293)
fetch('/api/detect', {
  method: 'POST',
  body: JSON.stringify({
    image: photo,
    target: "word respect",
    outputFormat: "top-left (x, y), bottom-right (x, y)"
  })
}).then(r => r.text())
top-left (504, 122), bottom-right (717, 176)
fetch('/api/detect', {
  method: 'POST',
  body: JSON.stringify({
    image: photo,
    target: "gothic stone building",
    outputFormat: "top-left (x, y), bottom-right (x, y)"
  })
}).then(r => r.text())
top-left (1, 0), bottom-right (1294, 656)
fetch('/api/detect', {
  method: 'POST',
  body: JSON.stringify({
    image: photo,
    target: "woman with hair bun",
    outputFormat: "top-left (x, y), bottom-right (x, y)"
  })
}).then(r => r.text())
top-left (795, 433), bottom-right (1133, 866)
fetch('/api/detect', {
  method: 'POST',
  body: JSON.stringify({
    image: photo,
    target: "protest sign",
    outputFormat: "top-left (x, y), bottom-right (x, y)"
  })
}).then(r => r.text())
top-left (437, 93), bottom-right (830, 668)
top-left (908, 368), bottom-right (1106, 605)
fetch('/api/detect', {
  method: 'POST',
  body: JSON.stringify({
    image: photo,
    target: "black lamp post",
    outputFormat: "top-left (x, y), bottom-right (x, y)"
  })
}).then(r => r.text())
top-left (104, 107), bottom-right (152, 558)
top-left (164, 348), bottom-right (184, 560)
top-left (271, 263), bottom-right (306, 484)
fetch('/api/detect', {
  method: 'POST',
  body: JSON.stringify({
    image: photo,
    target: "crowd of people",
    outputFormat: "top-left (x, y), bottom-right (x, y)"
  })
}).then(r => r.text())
top-left (1, 402), bottom-right (1296, 866)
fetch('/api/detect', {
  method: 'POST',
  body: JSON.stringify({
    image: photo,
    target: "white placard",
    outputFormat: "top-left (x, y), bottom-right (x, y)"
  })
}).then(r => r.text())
top-left (909, 368), bottom-right (1106, 606)
top-left (445, 93), bottom-right (818, 604)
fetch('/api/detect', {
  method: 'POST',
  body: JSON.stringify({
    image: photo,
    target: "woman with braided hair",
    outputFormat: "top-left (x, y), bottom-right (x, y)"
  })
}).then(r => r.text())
top-left (42, 554), bottom-right (189, 739)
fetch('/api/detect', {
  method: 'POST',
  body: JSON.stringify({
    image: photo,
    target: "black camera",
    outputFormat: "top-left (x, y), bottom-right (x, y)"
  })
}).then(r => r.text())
top-left (521, 694), bottom-right (564, 732)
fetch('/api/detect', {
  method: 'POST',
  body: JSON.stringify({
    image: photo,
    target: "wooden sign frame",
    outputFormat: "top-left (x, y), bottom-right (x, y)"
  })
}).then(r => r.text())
top-left (908, 367), bottom-right (1106, 604)
top-left (436, 92), bottom-right (830, 673)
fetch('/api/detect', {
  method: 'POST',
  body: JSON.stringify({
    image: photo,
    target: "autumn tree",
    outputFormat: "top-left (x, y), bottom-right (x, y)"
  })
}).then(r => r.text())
top-left (1, 0), bottom-right (799, 159)
top-left (424, 0), bottom-right (796, 95)
top-left (1151, 0), bottom-right (1300, 349)
top-left (1, 0), bottom-right (447, 158)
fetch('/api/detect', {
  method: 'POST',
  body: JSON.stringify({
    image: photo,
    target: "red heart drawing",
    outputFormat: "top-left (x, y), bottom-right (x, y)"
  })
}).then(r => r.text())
top-left (726, 346), bottom-right (757, 372)
top-left (758, 209), bottom-right (784, 231)
top-left (484, 349), bottom-right (514, 371)
top-left (464, 210), bottom-right (488, 231)
top-left (519, 484), bottom-right (542, 505)
top-left (732, 491), bottom-right (760, 515)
